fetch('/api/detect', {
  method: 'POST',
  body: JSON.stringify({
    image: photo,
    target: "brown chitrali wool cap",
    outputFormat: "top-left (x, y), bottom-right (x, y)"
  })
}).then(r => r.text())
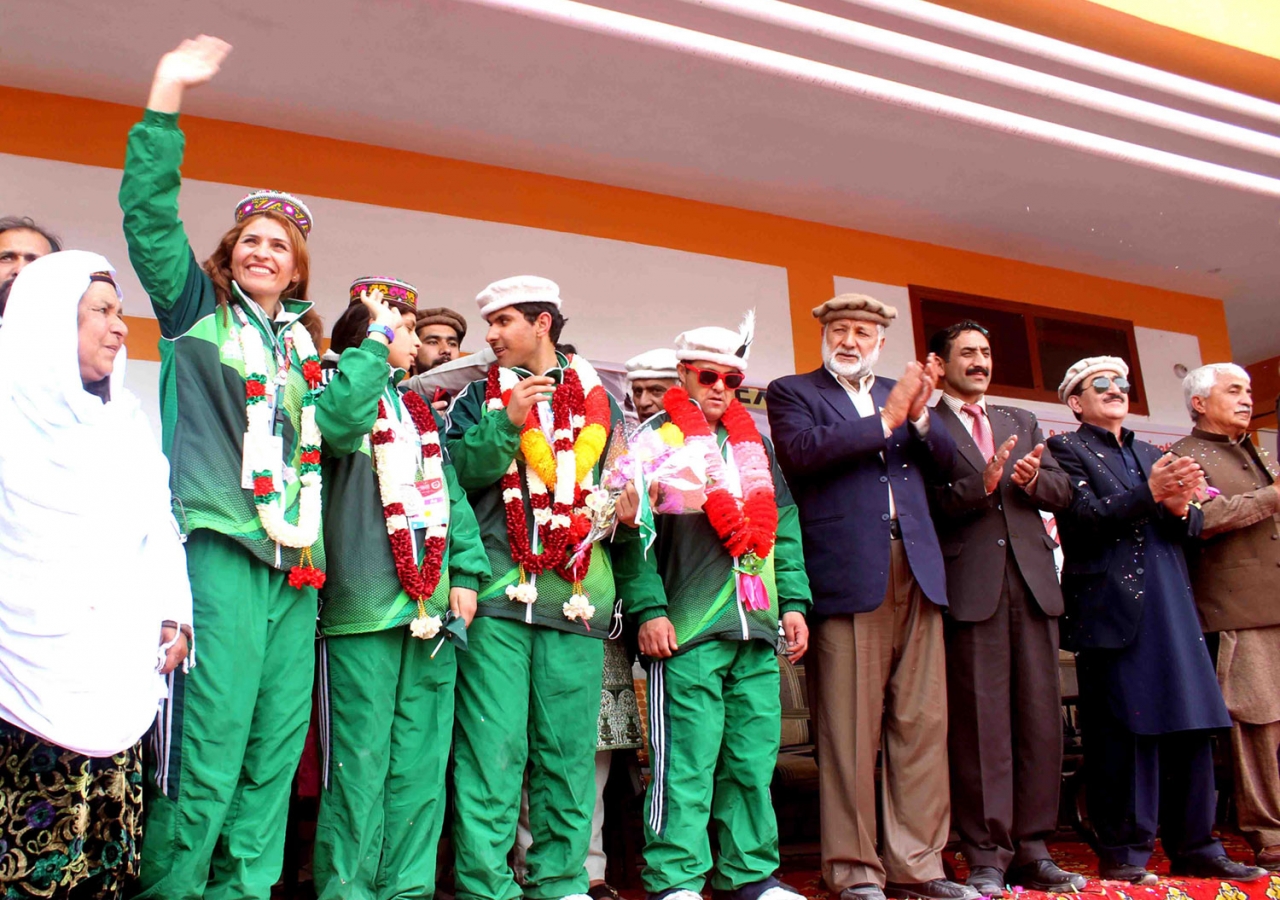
top-left (415, 306), bottom-right (468, 342)
top-left (812, 293), bottom-right (898, 327)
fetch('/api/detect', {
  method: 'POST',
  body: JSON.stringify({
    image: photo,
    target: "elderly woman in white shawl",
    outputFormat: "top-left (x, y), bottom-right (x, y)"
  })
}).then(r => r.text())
top-left (0, 251), bottom-right (193, 899)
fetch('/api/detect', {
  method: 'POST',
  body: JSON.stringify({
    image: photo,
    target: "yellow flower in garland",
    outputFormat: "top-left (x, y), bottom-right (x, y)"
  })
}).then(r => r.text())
top-left (658, 422), bottom-right (685, 447)
top-left (521, 428), bottom-right (559, 487)
top-left (511, 360), bottom-right (613, 489)
top-left (574, 423), bottom-right (608, 484)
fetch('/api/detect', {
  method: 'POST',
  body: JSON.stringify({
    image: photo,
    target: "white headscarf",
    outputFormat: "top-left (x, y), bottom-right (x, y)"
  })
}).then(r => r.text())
top-left (0, 251), bottom-right (192, 757)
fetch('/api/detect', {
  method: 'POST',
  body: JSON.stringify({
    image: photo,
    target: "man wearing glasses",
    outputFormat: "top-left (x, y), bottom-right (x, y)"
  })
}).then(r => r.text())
top-left (767, 294), bottom-right (967, 900)
top-left (1048, 357), bottom-right (1266, 886)
top-left (614, 315), bottom-right (812, 900)
top-left (926, 322), bottom-right (1083, 896)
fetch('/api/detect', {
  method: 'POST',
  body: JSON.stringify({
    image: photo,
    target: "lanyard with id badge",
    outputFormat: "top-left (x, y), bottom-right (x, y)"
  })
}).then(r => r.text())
top-left (391, 389), bottom-right (451, 542)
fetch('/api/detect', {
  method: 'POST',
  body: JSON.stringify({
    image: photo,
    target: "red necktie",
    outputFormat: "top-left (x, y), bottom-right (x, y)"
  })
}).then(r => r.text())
top-left (962, 403), bottom-right (995, 461)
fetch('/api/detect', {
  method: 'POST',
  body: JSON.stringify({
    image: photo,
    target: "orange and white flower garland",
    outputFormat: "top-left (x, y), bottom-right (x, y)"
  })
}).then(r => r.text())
top-left (484, 356), bottom-right (611, 619)
top-left (237, 309), bottom-right (325, 587)
top-left (371, 390), bottom-right (450, 640)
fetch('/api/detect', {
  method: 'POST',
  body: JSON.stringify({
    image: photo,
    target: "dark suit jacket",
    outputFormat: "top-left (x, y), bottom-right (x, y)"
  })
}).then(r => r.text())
top-left (929, 401), bottom-right (1072, 622)
top-left (766, 367), bottom-right (956, 616)
top-left (1047, 425), bottom-right (1203, 651)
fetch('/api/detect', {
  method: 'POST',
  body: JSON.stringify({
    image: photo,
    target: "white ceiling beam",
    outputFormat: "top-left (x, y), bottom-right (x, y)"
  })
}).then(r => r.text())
top-left (452, 0), bottom-right (1280, 198)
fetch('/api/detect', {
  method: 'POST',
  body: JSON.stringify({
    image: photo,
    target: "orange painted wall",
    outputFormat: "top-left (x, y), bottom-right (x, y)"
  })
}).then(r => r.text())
top-left (2, 85), bottom-right (1232, 370)
top-left (1247, 354), bottom-right (1280, 429)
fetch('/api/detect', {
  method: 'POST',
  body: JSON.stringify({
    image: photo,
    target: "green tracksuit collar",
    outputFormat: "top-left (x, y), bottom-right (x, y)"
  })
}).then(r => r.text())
top-left (383, 369), bottom-right (410, 419)
top-left (230, 281), bottom-right (315, 339)
top-left (508, 350), bottom-right (570, 383)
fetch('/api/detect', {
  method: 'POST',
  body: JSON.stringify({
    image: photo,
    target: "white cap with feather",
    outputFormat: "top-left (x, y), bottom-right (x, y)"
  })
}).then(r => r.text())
top-left (673, 310), bottom-right (755, 373)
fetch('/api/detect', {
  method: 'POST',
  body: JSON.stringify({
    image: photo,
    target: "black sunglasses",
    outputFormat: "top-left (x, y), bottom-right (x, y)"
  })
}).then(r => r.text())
top-left (1090, 375), bottom-right (1130, 395)
top-left (684, 363), bottom-right (745, 389)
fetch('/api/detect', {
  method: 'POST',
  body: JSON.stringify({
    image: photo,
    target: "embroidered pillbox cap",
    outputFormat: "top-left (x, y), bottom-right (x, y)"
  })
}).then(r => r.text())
top-left (234, 190), bottom-right (314, 239)
top-left (476, 276), bottom-right (562, 318)
top-left (812, 293), bottom-right (897, 328)
top-left (1058, 355), bottom-right (1130, 403)
top-left (349, 276), bottom-right (419, 313)
top-left (674, 310), bottom-right (755, 373)
top-left (625, 348), bottom-right (679, 382)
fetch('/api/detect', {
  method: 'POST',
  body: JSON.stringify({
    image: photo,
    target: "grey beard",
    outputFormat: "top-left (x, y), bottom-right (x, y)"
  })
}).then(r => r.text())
top-left (823, 344), bottom-right (879, 382)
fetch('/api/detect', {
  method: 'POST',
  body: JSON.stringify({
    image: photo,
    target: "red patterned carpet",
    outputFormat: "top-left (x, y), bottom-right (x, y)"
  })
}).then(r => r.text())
top-left (742, 834), bottom-right (1280, 900)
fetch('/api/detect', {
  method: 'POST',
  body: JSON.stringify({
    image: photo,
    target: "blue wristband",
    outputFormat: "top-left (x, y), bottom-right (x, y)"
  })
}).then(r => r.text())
top-left (367, 323), bottom-right (395, 343)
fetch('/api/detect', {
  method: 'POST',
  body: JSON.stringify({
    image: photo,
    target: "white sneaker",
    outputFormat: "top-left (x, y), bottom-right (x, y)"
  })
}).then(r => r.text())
top-left (759, 887), bottom-right (807, 900)
top-left (654, 891), bottom-right (703, 900)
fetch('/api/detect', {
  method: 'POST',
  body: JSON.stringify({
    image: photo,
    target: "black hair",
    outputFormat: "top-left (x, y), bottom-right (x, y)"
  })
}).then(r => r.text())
top-left (556, 343), bottom-right (577, 356)
top-left (928, 320), bottom-right (990, 361)
top-left (0, 278), bottom-right (12, 318)
top-left (514, 301), bottom-right (567, 345)
top-left (329, 303), bottom-right (373, 357)
top-left (0, 216), bottom-right (62, 253)
top-left (330, 299), bottom-right (415, 357)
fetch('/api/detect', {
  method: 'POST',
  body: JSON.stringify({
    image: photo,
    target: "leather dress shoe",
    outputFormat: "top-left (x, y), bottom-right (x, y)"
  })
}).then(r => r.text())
top-left (1256, 845), bottom-right (1280, 872)
top-left (885, 879), bottom-right (981, 900)
top-left (1006, 860), bottom-right (1088, 893)
top-left (1169, 855), bottom-right (1268, 882)
top-left (965, 866), bottom-right (1005, 897)
top-left (1098, 864), bottom-right (1158, 886)
top-left (840, 884), bottom-right (887, 900)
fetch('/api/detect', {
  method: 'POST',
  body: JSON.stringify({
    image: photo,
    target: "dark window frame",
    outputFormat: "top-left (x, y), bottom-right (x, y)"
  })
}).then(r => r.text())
top-left (909, 284), bottom-right (1149, 416)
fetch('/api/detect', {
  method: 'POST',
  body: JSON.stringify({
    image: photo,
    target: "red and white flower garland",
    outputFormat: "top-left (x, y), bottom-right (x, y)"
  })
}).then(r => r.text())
top-left (371, 390), bottom-right (449, 640)
top-left (484, 356), bottom-right (611, 621)
top-left (663, 387), bottom-right (778, 609)
top-left (238, 310), bottom-right (325, 588)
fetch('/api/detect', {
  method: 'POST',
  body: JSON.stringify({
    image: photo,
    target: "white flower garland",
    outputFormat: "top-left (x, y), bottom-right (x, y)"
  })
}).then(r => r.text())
top-left (371, 391), bottom-right (452, 638)
top-left (237, 312), bottom-right (323, 549)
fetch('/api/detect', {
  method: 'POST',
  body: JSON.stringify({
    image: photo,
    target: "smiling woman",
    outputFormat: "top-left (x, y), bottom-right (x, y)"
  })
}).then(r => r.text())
top-left (115, 34), bottom-right (396, 900)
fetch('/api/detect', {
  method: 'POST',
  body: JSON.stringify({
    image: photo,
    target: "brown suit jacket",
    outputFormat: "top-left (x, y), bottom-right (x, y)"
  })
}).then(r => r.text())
top-left (929, 401), bottom-right (1073, 622)
top-left (1172, 429), bottom-right (1280, 633)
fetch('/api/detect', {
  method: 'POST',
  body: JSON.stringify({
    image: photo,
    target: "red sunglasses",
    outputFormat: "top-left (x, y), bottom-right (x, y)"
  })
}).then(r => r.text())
top-left (684, 363), bottom-right (745, 389)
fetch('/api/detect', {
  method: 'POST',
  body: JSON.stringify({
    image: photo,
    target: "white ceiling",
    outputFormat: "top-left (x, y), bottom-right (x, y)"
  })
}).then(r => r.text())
top-left (2, 0), bottom-right (1277, 361)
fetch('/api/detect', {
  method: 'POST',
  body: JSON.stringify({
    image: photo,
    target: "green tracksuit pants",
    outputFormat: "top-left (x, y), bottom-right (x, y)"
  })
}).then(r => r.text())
top-left (452, 616), bottom-right (605, 900)
top-left (313, 628), bottom-right (456, 900)
top-left (136, 529), bottom-right (318, 900)
top-left (643, 639), bottom-right (783, 894)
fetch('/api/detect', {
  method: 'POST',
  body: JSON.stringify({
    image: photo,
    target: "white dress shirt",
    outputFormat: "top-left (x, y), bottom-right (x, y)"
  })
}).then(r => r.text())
top-left (830, 368), bottom-right (932, 520)
top-left (939, 391), bottom-right (986, 436)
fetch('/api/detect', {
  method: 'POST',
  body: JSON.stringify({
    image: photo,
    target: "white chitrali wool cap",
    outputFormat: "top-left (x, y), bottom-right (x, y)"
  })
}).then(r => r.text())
top-left (1058, 355), bottom-right (1130, 403)
top-left (673, 310), bottom-right (755, 373)
top-left (476, 275), bottom-right (562, 318)
top-left (625, 348), bottom-right (679, 382)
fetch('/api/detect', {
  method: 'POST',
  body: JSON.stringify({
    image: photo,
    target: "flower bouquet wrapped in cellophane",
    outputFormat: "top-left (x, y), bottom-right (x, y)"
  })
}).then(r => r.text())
top-left (585, 421), bottom-right (717, 557)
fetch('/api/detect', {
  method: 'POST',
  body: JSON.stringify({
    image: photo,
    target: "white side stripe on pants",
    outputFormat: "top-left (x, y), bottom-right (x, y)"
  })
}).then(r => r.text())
top-left (318, 639), bottom-right (332, 790)
top-left (647, 660), bottom-right (667, 834)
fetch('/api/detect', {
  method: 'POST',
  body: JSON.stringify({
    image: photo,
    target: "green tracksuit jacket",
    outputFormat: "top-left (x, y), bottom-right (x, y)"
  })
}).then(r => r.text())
top-left (319, 375), bottom-right (490, 635)
top-left (120, 108), bottom-right (390, 570)
top-left (612, 412), bottom-right (813, 649)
